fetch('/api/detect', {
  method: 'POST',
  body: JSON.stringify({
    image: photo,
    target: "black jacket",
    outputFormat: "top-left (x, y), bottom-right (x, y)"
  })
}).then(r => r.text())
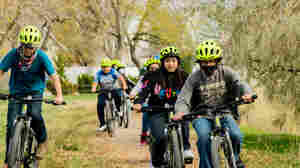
top-left (134, 68), bottom-right (189, 113)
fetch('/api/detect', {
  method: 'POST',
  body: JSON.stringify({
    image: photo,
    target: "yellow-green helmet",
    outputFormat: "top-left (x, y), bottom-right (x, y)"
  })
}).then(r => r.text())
top-left (146, 56), bottom-right (161, 67)
top-left (143, 61), bottom-right (149, 67)
top-left (116, 62), bottom-right (125, 68)
top-left (111, 59), bottom-right (120, 66)
top-left (160, 46), bottom-right (181, 60)
top-left (195, 40), bottom-right (222, 61)
top-left (100, 58), bottom-right (112, 67)
top-left (18, 25), bottom-right (42, 47)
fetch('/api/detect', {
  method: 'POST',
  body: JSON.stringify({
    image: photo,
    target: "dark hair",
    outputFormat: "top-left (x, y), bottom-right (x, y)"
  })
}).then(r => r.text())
top-left (159, 67), bottom-right (187, 90)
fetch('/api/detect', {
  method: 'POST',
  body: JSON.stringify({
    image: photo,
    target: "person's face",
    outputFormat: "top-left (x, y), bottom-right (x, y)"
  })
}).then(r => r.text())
top-left (149, 63), bottom-right (160, 72)
top-left (164, 57), bottom-right (178, 72)
top-left (199, 60), bottom-right (217, 67)
top-left (23, 46), bottom-right (36, 58)
top-left (102, 66), bottom-right (111, 73)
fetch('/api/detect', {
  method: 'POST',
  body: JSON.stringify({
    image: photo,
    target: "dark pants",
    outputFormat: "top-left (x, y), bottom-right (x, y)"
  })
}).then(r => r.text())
top-left (5, 94), bottom-right (46, 163)
top-left (149, 113), bottom-right (191, 167)
top-left (97, 89), bottom-right (122, 126)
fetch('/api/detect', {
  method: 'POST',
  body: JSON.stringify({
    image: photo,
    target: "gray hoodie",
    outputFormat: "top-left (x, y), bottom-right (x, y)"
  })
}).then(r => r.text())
top-left (175, 65), bottom-right (253, 115)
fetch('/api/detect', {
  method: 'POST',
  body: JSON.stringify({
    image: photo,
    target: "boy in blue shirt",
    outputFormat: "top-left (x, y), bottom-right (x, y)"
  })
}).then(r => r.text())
top-left (91, 58), bottom-right (127, 131)
top-left (0, 25), bottom-right (64, 168)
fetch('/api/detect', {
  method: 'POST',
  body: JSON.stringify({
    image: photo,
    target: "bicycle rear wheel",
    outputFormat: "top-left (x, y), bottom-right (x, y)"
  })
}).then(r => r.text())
top-left (168, 129), bottom-right (185, 168)
top-left (8, 120), bottom-right (26, 168)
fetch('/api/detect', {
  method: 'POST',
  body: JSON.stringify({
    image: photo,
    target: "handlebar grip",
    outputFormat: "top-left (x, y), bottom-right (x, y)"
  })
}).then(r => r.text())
top-left (252, 94), bottom-right (258, 99)
top-left (44, 100), bottom-right (67, 105)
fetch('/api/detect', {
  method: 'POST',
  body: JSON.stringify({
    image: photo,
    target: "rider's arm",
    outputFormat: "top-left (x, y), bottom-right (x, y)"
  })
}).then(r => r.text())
top-left (129, 76), bottom-right (144, 97)
top-left (133, 77), bottom-right (153, 105)
top-left (175, 72), bottom-right (197, 115)
top-left (118, 75), bottom-right (128, 90)
top-left (49, 74), bottom-right (63, 98)
top-left (91, 71), bottom-right (99, 92)
top-left (0, 48), bottom-right (18, 76)
top-left (40, 50), bottom-right (63, 103)
top-left (223, 66), bottom-right (253, 96)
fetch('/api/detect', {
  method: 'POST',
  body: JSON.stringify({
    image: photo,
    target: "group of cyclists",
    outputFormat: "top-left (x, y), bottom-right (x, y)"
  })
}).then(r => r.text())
top-left (0, 25), bottom-right (255, 168)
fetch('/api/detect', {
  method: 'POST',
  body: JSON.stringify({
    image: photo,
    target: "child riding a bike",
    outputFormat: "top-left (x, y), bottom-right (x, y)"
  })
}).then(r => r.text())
top-left (173, 40), bottom-right (255, 168)
top-left (0, 25), bottom-right (64, 168)
top-left (129, 56), bottom-right (160, 145)
top-left (132, 47), bottom-right (194, 168)
top-left (91, 58), bottom-right (127, 132)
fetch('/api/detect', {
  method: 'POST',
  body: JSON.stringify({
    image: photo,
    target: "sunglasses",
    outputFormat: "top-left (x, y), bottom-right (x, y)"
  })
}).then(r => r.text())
top-left (21, 43), bottom-right (36, 50)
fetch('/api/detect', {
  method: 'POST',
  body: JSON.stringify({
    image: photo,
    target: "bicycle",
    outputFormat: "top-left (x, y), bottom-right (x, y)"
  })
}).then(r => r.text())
top-left (120, 92), bottom-right (131, 128)
top-left (181, 95), bottom-right (257, 168)
top-left (96, 88), bottom-right (122, 137)
top-left (141, 103), bottom-right (192, 168)
top-left (0, 94), bottom-right (66, 168)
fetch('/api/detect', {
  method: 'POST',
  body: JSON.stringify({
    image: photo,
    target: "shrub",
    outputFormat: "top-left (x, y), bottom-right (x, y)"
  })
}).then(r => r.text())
top-left (77, 74), bottom-right (94, 93)
top-left (46, 77), bottom-right (78, 95)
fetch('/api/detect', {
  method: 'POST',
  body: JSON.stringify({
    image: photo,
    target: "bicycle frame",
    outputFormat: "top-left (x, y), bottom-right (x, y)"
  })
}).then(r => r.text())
top-left (141, 104), bottom-right (186, 168)
top-left (0, 94), bottom-right (66, 168)
top-left (97, 89), bottom-right (120, 137)
top-left (182, 95), bottom-right (257, 168)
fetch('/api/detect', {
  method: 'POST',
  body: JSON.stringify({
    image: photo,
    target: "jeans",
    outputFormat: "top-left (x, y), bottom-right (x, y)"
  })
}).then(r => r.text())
top-left (192, 115), bottom-right (243, 168)
top-left (149, 113), bottom-right (191, 167)
top-left (141, 104), bottom-right (150, 133)
top-left (97, 89), bottom-right (122, 126)
top-left (5, 94), bottom-right (46, 163)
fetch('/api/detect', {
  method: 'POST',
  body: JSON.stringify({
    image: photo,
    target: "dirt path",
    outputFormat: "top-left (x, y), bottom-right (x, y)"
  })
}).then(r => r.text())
top-left (87, 107), bottom-right (199, 168)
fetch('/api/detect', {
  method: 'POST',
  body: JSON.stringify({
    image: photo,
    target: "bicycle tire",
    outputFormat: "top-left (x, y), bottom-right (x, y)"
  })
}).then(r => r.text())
top-left (211, 137), bottom-right (221, 168)
top-left (24, 130), bottom-right (38, 168)
top-left (8, 120), bottom-right (26, 168)
top-left (104, 101), bottom-right (116, 137)
top-left (168, 129), bottom-right (185, 168)
top-left (223, 132), bottom-right (237, 168)
top-left (123, 99), bottom-right (131, 128)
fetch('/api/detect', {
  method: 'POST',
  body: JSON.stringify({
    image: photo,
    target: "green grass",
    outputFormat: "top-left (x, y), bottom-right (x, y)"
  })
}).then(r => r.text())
top-left (241, 126), bottom-right (300, 153)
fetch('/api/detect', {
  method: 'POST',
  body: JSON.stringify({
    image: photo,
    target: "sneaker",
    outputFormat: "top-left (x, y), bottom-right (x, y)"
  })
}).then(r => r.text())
top-left (140, 132), bottom-right (148, 145)
top-left (236, 158), bottom-right (245, 168)
top-left (183, 149), bottom-right (194, 162)
top-left (96, 125), bottom-right (107, 132)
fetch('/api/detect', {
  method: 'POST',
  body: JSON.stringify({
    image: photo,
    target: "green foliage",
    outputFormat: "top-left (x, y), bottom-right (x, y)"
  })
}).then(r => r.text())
top-left (46, 78), bottom-right (78, 95)
top-left (77, 74), bottom-right (94, 93)
top-left (243, 132), bottom-right (300, 153)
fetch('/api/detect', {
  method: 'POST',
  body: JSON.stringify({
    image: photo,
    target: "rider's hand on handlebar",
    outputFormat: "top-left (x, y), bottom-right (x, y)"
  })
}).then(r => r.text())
top-left (172, 112), bottom-right (185, 121)
top-left (242, 94), bottom-right (254, 103)
top-left (132, 104), bottom-right (142, 112)
top-left (55, 95), bottom-right (64, 105)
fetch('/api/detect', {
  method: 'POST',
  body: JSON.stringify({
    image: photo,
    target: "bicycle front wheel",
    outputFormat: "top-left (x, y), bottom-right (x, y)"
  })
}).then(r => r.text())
top-left (223, 132), bottom-right (237, 168)
top-left (168, 129), bottom-right (185, 168)
top-left (211, 136), bottom-right (222, 168)
top-left (8, 120), bottom-right (26, 168)
top-left (122, 99), bottom-right (131, 128)
top-left (104, 101), bottom-right (116, 137)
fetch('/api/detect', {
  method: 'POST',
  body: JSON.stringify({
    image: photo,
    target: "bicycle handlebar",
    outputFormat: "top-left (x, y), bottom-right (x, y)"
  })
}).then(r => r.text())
top-left (0, 94), bottom-right (66, 105)
top-left (140, 105), bottom-right (175, 113)
top-left (182, 95), bottom-right (257, 121)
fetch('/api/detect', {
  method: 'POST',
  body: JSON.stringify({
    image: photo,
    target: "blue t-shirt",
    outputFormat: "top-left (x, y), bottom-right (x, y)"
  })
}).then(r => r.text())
top-left (0, 48), bottom-right (55, 95)
top-left (93, 69), bottom-right (120, 89)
